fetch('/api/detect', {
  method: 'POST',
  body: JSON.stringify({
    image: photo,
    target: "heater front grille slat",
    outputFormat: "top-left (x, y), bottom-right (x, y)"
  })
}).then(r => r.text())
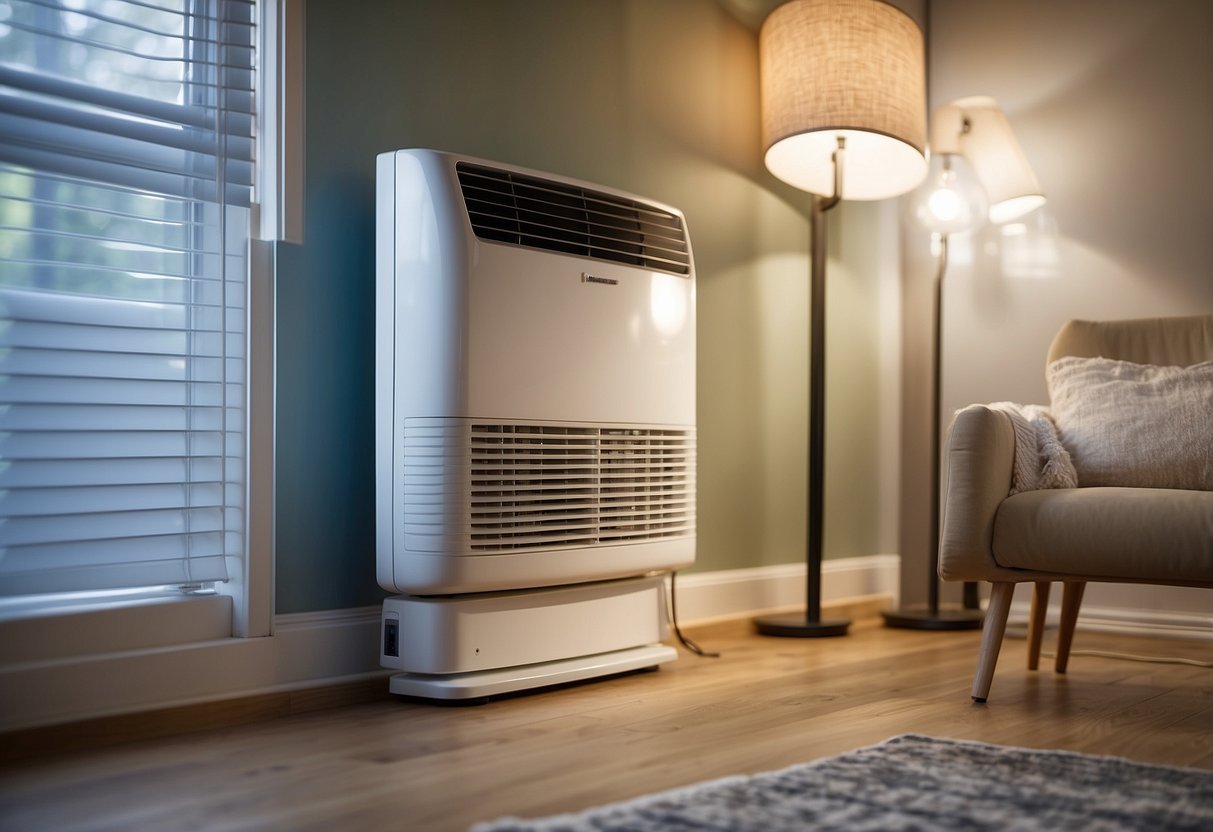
top-left (456, 163), bottom-right (692, 276)
top-left (403, 419), bottom-right (695, 553)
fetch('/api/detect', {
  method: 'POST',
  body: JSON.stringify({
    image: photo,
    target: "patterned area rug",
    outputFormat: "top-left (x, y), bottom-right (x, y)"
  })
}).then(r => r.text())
top-left (472, 734), bottom-right (1213, 831)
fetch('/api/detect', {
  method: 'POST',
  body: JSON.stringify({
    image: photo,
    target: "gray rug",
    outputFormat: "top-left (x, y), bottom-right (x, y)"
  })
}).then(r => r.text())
top-left (472, 734), bottom-right (1213, 831)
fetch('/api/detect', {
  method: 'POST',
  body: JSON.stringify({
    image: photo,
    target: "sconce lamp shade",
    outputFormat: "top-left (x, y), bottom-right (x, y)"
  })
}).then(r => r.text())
top-left (932, 96), bottom-right (1045, 223)
top-left (760, 0), bottom-right (928, 200)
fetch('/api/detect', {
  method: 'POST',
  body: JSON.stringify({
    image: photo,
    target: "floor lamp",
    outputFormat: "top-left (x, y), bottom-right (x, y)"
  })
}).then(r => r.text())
top-left (883, 96), bottom-right (1046, 630)
top-left (752, 0), bottom-right (928, 638)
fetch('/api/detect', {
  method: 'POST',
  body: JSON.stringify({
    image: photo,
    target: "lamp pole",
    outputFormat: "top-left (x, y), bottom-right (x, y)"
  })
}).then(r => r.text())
top-left (754, 0), bottom-right (928, 639)
top-left (882, 232), bottom-right (984, 630)
top-left (754, 140), bottom-right (851, 638)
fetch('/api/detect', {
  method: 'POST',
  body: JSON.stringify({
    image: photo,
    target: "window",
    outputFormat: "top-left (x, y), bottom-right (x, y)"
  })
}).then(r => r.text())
top-left (0, 0), bottom-right (256, 603)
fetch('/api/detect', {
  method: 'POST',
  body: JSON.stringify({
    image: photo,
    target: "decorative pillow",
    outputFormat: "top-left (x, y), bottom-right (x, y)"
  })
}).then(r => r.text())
top-left (1047, 356), bottom-right (1213, 490)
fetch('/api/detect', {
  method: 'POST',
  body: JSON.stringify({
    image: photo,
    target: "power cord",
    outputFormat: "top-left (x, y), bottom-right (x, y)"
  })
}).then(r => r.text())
top-left (1010, 621), bottom-right (1211, 667)
top-left (668, 571), bottom-right (720, 658)
top-left (1040, 649), bottom-right (1212, 668)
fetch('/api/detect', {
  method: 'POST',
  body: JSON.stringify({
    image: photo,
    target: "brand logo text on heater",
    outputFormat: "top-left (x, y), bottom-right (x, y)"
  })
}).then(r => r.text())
top-left (582, 273), bottom-right (618, 286)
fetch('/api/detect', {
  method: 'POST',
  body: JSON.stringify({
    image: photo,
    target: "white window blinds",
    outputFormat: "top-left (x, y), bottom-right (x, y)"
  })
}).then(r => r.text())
top-left (0, 0), bottom-right (255, 597)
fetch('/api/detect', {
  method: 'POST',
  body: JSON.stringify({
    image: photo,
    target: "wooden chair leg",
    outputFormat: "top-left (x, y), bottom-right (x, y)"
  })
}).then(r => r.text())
top-left (971, 582), bottom-right (1015, 703)
top-left (1027, 581), bottom-right (1050, 671)
top-left (1055, 581), bottom-right (1086, 674)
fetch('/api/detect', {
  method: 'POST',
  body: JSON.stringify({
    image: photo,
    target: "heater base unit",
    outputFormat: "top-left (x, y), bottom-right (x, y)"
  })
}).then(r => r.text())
top-left (380, 576), bottom-right (674, 701)
top-left (376, 149), bottom-right (697, 700)
top-left (389, 645), bottom-right (676, 701)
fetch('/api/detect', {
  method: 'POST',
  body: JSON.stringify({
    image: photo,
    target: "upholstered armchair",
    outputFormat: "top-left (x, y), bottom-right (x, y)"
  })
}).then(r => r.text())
top-left (939, 315), bottom-right (1213, 702)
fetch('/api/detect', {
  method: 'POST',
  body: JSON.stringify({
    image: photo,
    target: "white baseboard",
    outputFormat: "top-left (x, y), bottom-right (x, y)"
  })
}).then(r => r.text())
top-left (0, 560), bottom-right (896, 731)
top-left (6, 561), bottom-right (1209, 731)
top-left (273, 604), bottom-right (385, 679)
top-left (670, 554), bottom-right (901, 625)
top-left (1007, 582), bottom-right (1213, 642)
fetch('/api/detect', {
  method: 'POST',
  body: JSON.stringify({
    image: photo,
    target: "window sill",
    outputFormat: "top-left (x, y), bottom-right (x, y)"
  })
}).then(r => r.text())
top-left (0, 593), bottom-right (232, 666)
top-left (0, 605), bottom-right (382, 733)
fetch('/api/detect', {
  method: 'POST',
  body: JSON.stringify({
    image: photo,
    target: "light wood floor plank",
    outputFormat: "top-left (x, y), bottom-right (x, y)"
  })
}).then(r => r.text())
top-left (1, 617), bottom-right (1209, 831)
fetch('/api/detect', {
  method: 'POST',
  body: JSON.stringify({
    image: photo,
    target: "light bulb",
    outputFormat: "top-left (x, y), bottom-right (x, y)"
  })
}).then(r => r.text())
top-left (908, 153), bottom-right (987, 235)
top-left (927, 186), bottom-right (964, 222)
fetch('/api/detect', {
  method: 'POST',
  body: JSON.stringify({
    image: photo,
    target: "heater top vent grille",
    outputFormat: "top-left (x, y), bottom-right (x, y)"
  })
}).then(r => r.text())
top-left (456, 162), bottom-right (691, 276)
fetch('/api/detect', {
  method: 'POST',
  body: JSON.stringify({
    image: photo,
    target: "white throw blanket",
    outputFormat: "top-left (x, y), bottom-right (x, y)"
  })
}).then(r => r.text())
top-left (987, 403), bottom-right (1077, 495)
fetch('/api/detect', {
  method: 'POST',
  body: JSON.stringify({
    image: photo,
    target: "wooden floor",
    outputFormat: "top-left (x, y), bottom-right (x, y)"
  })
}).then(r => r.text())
top-left (1, 614), bottom-right (1210, 831)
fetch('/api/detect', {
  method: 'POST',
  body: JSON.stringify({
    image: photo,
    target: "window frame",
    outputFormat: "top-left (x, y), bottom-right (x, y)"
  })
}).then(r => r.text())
top-left (0, 0), bottom-right (302, 731)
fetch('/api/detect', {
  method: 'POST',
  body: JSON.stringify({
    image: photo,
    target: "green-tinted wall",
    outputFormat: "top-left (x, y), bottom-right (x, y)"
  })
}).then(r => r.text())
top-left (275, 0), bottom-right (889, 613)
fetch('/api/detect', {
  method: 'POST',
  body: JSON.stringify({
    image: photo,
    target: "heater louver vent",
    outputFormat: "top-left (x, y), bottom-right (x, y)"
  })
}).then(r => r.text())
top-left (456, 162), bottom-right (691, 276)
top-left (403, 420), bottom-right (695, 554)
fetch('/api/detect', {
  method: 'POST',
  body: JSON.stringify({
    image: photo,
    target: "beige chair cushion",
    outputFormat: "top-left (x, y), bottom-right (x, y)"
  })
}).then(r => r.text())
top-left (992, 487), bottom-right (1213, 585)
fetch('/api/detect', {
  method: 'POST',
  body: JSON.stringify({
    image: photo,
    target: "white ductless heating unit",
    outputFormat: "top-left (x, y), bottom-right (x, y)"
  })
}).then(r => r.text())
top-left (375, 149), bottom-right (696, 700)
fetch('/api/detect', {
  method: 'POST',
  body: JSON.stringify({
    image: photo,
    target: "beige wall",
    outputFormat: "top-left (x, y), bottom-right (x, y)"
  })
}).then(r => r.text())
top-left (700, 0), bottom-right (922, 572)
top-left (278, 0), bottom-right (910, 609)
top-left (899, 0), bottom-right (1213, 605)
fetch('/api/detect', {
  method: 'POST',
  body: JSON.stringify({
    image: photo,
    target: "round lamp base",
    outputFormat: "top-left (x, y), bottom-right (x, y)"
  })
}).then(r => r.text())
top-left (753, 612), bottom-right (851, 638)
top-left (882, 606), bottom-right (984, 631)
